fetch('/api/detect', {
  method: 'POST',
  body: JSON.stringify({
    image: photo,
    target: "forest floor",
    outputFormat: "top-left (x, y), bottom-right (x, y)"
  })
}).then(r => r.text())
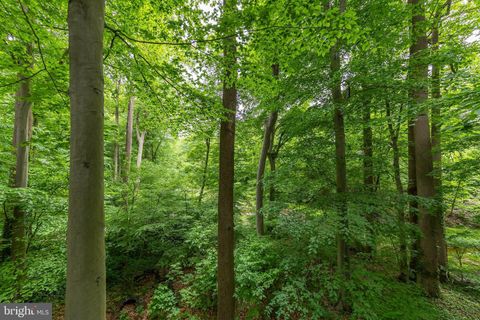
top-left (50, 211), bottom-right (480, 320)
top-left (50, 251), bottom-right (480, 320)
top-left (98, 228), bottom-right (480, 320)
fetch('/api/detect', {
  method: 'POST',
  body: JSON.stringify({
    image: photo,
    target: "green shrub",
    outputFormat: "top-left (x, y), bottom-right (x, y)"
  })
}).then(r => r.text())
top-left (148, 284), bottom-right (180, 320)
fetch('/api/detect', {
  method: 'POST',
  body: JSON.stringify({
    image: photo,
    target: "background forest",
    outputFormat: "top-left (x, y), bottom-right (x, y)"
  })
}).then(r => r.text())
top-left (0, 0), bottom-right (480, 319)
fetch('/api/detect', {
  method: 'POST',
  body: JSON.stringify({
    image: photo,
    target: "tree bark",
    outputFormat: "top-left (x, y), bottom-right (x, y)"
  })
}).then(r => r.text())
top-left (113, 79), bottom-right (121, 181)
top-left (255, 111), bottom-right (278, 235)
top-left (409, 0), bottom-right (440, 297)
top-left (136, 128), bottom-right (146, 169)
top-left (407, 118), bottom-right (419, 280)
top-left (217, 0), bottom-right (237, 318)
top-left (124, 96), bottom-right (135, 182)
top-left (11, 71), bottom-right (33, 297)
top-left (66, 1), bottom-right (106, 319)
top-left (255, 64), bottom-right (279, 236)
top-left (198, 137), bottom-right (210, 204)
top-left (267, 151), bottom-right (276, 202)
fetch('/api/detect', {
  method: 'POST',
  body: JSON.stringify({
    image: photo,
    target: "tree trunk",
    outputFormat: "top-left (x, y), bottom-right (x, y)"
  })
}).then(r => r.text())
top-left (407, 118), bottom-right (419, 281)
top-left (431, 12), bottom-right (448, 284)
top-left (330, 0), bottom-right (348, 309)
top-left (124, 96), bottom-right (134, 182)
top-left (113, 79), bottom-right (120, 181)
top-left (267, 151), bottom-right (276, 202)
top-left (217, 0), bottom-right (237, 318)
top-left (255, 111), bottom-right (278, 235)
top-left (66, 1), bottom-right (106, 319)
top-left (386, 101), bottom-right (408, 281)
top-left (409, 0), bottom-right (440, 297)
top-left (363, 103), bottom-right (374, 193)
top-left (255, 64), bottom-right (280, 236)
top-left (11, 71), bottom-right (33, 297)
top-left (198, 137), bottom-right (210, 204)
top-left (136, 129), bottom-right (146, 169)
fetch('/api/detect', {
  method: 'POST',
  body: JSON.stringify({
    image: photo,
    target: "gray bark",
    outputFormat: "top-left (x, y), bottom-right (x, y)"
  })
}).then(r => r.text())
top-left (113, 79), bottom-right (120, 181)
top-left (11, 71), bottom-right (33, 297)
top-left (66, 0), bottom-right (106, 318)
top-left (124, 96), bottom-right (135, 182)
top-left (136, 128), bottom-right (146, 169)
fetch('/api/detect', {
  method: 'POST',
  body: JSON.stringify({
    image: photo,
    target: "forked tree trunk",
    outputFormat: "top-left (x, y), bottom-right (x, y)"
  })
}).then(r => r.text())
top-left (409, 0), bottom-right (440, 297)
top-left (255, 64), bottom-right (279, 236)
top-left (11, 71), bottom-right (33, 297)
top-left (198, 137), bottom-right (210, 204)
top-left (66, 1), bottom-right (106, 319)
top-left (255, 111), bottom-right (277, 235)
top-left (217, 0), bottom-right (237, 318)
top-left (124, 96), bottom-right (135, 182)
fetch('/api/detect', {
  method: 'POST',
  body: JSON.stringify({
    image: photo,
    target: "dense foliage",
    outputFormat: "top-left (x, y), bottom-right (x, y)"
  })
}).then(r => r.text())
top-left (1, 0), bottom-right (479, 319)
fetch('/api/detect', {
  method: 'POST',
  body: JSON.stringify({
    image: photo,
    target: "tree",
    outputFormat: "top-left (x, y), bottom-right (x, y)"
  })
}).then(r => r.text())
top-left (217, 0), bottom-right (237, 317)
top-left (113, 78), bottom-right (121, 181)
top-left (408, 0), bottom-right (440, 297)
top-left (66, 0), bottom-right (106, 318)
top-left (124, 96), bottom-right (135, 182)
top-left (198, 137), bottom-right (210, 204)
top-left (11, 59), bottom-right (34, 297)
top-left (255, 64), bottom-right (279, 236)
top-left (135, 114), bottom-right (146, 170)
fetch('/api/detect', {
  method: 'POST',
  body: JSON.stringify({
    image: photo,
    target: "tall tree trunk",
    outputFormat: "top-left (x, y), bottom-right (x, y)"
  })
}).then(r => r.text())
top-left (386, 101), bottom-right (408, 281)
top-left (136, 128), bottom-right (146, 169)
top-left (124, 96), bottom-right (134, 182)
top-left (330, 0), bottom-right (348, 309)
top-left (407, 118), bottom-right (419, 280)
top-left (66, 1), bottom-right (106, 319)
top-left (113, 79), bottom-right (120, 181)
top-left (217, 0), bottom-right (237, 318)
top-left (11, 70), bottom-right (33, 297)
top-left (431, 9), bottom-right (448, 284)
top-left (255, 64), bottom-right (280, 236)
top-left (363, 103), bottom-right (374, 193)
top-left (409, 0), bottom-right (440, 297)
top-left (198, 137), bottom-right (210, 204)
